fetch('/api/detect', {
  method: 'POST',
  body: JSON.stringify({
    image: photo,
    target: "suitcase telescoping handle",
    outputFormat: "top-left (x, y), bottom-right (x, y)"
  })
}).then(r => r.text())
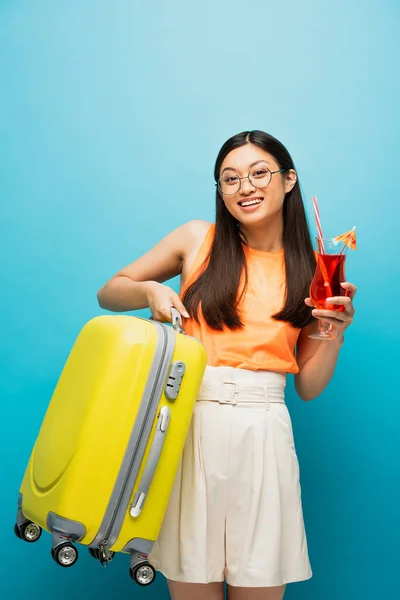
top-left (129, 406), bottom-right (171, 518)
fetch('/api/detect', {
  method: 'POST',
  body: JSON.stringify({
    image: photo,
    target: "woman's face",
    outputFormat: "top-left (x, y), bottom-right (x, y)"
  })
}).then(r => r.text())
top-left (218, 143), bottom-right (297, 226)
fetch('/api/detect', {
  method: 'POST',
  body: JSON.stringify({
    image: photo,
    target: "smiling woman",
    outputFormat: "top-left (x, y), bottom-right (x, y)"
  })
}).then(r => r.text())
top-left (97, 130), bottom-right (357, 600)
top-left (182, 131), bottom-right (317, 332)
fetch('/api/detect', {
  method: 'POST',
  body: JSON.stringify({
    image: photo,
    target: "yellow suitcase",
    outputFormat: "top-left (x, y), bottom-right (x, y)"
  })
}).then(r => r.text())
top-left (14, 309), bottom-right (207, 586)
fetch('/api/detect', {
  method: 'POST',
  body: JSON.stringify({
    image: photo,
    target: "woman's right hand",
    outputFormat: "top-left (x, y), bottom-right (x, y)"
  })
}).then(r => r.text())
top-left (146, 281), bottom-right (190, 323)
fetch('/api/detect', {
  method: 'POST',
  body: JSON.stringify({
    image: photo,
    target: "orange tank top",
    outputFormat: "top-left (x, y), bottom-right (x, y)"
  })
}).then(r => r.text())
top-left (180, 224), bottom-right (301, 374)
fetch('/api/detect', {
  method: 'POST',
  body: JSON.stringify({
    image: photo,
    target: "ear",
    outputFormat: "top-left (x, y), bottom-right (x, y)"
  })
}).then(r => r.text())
top-left (285, 169), bottom-right (297, 193)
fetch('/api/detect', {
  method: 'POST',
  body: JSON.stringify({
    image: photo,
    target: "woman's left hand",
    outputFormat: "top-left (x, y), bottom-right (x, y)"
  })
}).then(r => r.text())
top-left (304, 282), bottom-right (357, 341)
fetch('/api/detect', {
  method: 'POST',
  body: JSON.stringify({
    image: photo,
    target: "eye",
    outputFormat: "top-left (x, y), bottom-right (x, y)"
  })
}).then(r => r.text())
top-left (252, 169), bottom-right (269, 178)
top-left (222, 175), bottom-right (239, 185)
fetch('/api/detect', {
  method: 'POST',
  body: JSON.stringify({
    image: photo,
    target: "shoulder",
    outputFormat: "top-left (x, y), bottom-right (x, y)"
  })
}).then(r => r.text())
top-left (184, 219), bottom-right (213, 240)
top-left (179, 220), bottom-right (213, 255)
top-left (153, 220), bottom-right (212, 260)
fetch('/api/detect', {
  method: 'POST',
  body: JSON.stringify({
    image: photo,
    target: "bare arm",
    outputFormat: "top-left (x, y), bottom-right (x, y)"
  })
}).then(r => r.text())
top-left (97, 220), bottom-right (209, 314)
top-left (294, 321), bottom-right (343, 401)
top-left (294, 282), bottom-right (357, 401)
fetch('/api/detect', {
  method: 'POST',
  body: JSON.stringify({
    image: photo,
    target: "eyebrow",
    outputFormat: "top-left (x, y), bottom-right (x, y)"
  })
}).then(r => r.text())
top-left (221, 160), bottom-right (270, 175)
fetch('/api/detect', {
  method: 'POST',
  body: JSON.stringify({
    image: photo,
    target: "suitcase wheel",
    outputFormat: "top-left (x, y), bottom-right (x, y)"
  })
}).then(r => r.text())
top-left (14, 523), bottom-right (22, 539)
top-left (16, 521), bottom-right (42, 543)
top-left (51, 542), bottom-right (78, 568)
top-left (130, 563), bottom-right (156, 586)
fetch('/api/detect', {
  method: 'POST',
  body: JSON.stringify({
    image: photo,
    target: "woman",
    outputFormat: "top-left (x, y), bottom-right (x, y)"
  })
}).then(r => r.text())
top-left (97, 130), bottom-right (356, 600)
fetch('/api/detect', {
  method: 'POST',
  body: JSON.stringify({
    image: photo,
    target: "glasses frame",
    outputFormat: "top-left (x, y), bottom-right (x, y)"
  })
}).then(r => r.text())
top-left (215, 168), bottom-right (289, 195)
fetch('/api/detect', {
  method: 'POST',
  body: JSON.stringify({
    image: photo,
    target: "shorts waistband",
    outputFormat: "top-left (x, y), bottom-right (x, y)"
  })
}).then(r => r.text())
top-left (197, 366), bottom-right (286, 407)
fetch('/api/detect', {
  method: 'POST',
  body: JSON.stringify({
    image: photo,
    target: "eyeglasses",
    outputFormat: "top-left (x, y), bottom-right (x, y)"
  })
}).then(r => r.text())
top-left (216, 167), bottom-right (288, 195)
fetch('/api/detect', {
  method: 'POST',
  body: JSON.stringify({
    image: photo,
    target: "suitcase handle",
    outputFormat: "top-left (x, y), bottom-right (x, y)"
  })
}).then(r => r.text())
top-left (149, 307), bottom-right (185, 334)
top-left (170, 307), bottom-right (184, 334)
top-left (129, 406), bottom-right (171, 518)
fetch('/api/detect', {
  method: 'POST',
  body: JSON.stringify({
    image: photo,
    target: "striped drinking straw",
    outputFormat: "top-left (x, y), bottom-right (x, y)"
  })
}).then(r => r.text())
top-left (312, 196), bottom-right (325, 254)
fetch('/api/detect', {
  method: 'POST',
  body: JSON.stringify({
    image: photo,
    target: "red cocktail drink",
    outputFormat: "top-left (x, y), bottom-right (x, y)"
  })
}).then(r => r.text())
top-left (310, 253), bottom-right (346, 312)
top-left (308, 237), bottom-right (348, 340)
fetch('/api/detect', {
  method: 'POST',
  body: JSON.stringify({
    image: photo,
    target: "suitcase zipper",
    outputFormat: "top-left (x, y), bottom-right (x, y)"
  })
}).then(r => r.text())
top-left (97, 322), bottom-right (172, 552)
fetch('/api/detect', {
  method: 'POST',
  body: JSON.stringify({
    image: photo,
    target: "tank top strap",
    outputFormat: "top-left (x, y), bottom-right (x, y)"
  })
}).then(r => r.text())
top-left (181, 223), bottom-right (215, 295)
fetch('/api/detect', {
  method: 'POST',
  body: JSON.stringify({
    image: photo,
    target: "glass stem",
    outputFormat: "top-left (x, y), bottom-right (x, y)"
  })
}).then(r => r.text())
top-left (320, 320), bottom-right (333, 337)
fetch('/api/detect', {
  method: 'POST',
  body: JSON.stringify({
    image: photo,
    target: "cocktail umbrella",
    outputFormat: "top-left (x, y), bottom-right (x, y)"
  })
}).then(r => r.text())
top-left (335, 226), bottom-right (357, 254)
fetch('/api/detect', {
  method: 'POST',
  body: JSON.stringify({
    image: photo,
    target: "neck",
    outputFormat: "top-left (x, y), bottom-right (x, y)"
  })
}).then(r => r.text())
top-left (239, 215), bottom-right (284, 252)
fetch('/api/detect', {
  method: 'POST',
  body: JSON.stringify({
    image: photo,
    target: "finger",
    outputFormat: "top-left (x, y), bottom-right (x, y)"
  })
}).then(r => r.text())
top-left (325, 296), bottom-right (355, 314)
top-left (304, 297), bottom-right (314, 307)
top-left (316, 316), bottom-right (347, 327)
top-left (312, 309), bottom-right (349, 322)
top-left (152, 307), bottom-right (174, 322)
top-left (325, 296), bottom-right (352, 306)
top-left (170, 294), bottom-right (190, 318)
top-left (320, 318), bottom-right (340, 329)
top-left (340, 282), bottom-right (357, 299)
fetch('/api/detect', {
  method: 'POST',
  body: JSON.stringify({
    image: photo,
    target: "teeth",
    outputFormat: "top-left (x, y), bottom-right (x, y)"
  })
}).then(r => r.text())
top-left (240, 199), bottom-right (262, 207)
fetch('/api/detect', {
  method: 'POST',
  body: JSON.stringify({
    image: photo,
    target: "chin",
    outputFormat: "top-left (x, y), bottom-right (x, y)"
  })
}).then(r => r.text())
top-left (237, 211), bottom-right (273, 225)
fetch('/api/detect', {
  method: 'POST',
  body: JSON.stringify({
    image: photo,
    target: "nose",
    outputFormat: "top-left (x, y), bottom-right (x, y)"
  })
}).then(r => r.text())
top-left (239, 176), bottom-right (255, 194)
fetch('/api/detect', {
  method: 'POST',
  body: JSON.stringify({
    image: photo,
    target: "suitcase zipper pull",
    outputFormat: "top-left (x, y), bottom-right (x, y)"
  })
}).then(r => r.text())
top-left (99, 541), bottom-right (113, 567)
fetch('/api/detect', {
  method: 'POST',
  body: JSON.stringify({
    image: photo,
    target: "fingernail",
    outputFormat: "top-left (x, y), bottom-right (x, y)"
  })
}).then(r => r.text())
top-left (184, 312), bottom-right (190, 318)
top-left (326, 298), bottom-right (333, 302)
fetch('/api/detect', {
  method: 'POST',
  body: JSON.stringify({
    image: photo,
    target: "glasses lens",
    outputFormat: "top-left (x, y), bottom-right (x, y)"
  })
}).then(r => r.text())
top-left (249, 166), bottom-right (272, 188)
top-left (218, 173), bottom-right (240, 195)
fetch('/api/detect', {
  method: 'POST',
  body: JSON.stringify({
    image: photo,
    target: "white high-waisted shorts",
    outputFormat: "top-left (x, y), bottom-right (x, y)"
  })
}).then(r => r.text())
top-left (149, 365), bottom-right (312, 587)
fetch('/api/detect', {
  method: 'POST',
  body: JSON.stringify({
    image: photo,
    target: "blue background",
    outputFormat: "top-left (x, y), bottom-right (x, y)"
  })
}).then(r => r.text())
top-left (1, 1), bottom-right (398, 598)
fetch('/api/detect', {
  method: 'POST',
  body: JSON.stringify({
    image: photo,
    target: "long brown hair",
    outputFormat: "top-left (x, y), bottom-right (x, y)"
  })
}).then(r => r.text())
top-left (182, 130), bottom-right (316, 330)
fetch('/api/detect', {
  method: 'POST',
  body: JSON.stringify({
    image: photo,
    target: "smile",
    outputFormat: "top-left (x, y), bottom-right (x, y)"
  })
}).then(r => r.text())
top-left (238, 197), bottom-right (264, 207)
